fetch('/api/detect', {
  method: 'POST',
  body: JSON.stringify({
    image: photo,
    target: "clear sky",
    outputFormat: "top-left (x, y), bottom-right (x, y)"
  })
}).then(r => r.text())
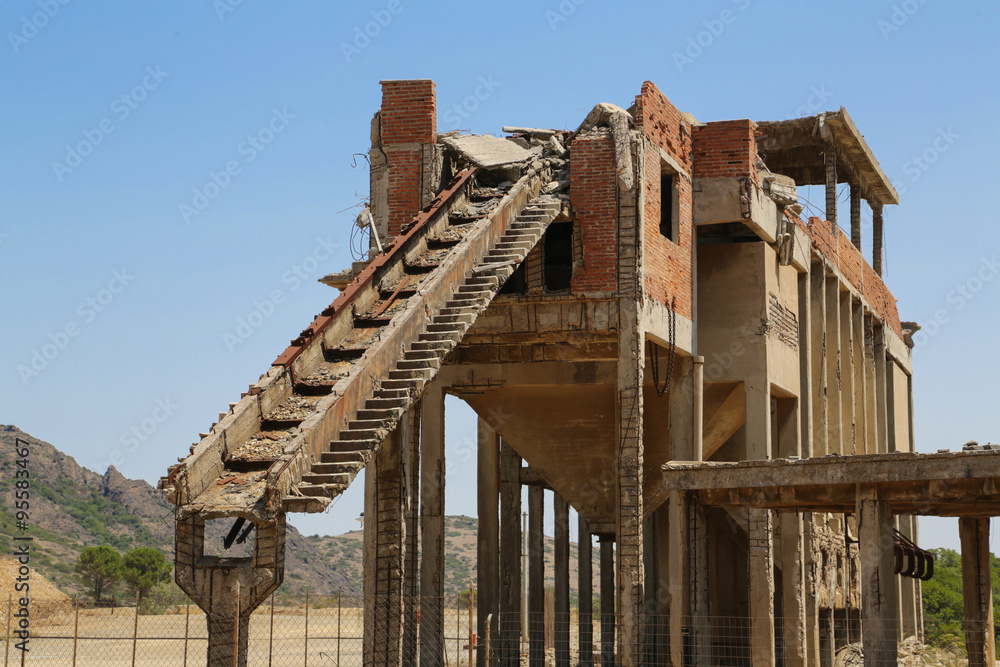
top-left (3, 0), bottom-right (998, 552)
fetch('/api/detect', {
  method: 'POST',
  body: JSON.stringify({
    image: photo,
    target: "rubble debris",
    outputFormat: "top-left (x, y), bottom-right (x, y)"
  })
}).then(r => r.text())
top-left (502, 126), bottom-right (560, 140)
top-left (266, 395), bottom-right (322, 422)
top-left (441, 133), bottom-right (542, 169)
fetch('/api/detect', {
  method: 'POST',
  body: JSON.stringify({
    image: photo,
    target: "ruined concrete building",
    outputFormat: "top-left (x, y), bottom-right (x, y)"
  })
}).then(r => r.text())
top-left (162, 79), bottom-right (998, 666)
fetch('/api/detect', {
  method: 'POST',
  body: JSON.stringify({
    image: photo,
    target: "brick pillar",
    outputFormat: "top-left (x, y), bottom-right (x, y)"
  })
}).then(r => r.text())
top-left (376, 79), bottom-right (438, 238)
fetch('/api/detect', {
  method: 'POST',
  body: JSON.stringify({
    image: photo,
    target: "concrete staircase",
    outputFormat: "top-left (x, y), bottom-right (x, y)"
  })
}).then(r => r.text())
top-left (295, 199), bottom-right (561, 499)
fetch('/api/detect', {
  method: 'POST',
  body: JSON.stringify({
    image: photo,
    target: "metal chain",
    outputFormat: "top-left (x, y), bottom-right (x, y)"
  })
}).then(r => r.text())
top-left (649, 297), bottom-right (677, 397)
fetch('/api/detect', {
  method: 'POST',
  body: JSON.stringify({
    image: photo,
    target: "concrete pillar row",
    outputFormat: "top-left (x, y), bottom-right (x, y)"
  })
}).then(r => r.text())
top-left (477, 419), bottom-right (500, 667)
top-left (960, 517), bottom-right (996, 667)
top-left (420, 383), bottom-right (446, 667)
top-left (857, 492), bottom-right (898, 666)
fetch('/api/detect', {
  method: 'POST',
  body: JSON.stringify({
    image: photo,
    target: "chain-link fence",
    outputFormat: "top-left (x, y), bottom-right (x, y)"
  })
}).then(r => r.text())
top-left (0, 591), bottom-right (988, 666)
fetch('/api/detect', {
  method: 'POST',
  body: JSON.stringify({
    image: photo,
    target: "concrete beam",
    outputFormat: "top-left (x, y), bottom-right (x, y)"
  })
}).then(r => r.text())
top-left (960, 517), bottom-right (996, 667)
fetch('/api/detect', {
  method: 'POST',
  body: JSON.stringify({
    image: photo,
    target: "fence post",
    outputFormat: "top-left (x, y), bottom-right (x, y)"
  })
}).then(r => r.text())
top-left (131, 591), bottom-right (140, 667)
top-left (336, 591), bottom-right (341, 667)
top-left (233, 582), bottom-right (240, 667)
top-left (484, 613), bottom-right (492, 666)
top-left (6, 593), bottom-right (13, 667)
top-left (468, 584), bottom-right (474, 667)
top-left (72, 595), bottom-right (79, 667)
top-left (269, 593), bottom-right (275, 667)
top-left (183, 600), bottom-right (190, 667)
top-left (304, 591), bottom-right (309, 667)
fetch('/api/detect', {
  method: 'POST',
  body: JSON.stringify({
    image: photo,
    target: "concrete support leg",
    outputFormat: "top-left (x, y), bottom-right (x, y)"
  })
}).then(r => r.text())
top-left (578, 516), bottom-right (594, 667)
top-left (873, 325), bottom-right (889, 453)
top-left (176, 514), bottom-right (286, 667)
top-left (600, 538), bottom-right (616, 666)
top-left (477, 419), bottom-right (500, 667)
top-left (748, 508), bottom-right (776, 667)
top-left (528, 486), bottom-right (545, 667)
top-left (363, 417), bottom-right (406, 667)
top-left (821, 609), bottom-right (835, 667)
top-left (689, 498), bottom-right (711, 665)
top-left (852, 301), bottom-right (868, 454)
top-left (554, 495), bottom-right (570, 667)
top-left (780, 512), bottom-right (807, 667)
top-left (498, 442), bottom-right (522, 667)
top-left (667, 493), bottom-right (687, 667)
top-left (863, 314), bottom-right (878, 456)
top-left (420, 384), bottom-right (446, 667)
top-left (799, 269), bottom-right (814, 459)
top-left (858, 494), bottom-right (897, 666)
top-left (960, 517), bottom-right (995, 667)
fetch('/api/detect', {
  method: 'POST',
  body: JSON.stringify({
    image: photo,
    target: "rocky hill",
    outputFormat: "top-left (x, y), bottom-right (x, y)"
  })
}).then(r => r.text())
top-left (0, 425), bottom-right (593, 601)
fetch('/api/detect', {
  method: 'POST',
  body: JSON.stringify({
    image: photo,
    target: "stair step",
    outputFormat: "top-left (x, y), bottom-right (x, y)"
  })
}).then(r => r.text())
top-left (404, 348), bottom-right (443, 360)
top-left (388, 368), bottom-right (432, 380)
top-left (348, 419), bottom-right (393, 432)
top-left (365, 398), bottom-right (407, 411)
top-left (410, 340), bottom-right (455, 353)
top-left (310, 461), bottom-right (364, 474)
top-left (320, 450), bottom-right (368, 464)
top-left (466, 276), bottom-right (499, 288)
top-left (373, 389), bottom-right (409, 400)
top-left (302, 472), bottom-right (354, 486)
top-left (438, 306), bottom-right (478, 316)
top-left (297, 483), bottom-right (348, 497)
top-left (339, 428), bottom-right (381, 440)
top-left (432, 314), bottom-right (474, 326)
top-left (357, 401), bottom-right (406, 421)
top-left (446, 298), bottom-right (484, 309)
top-left (382, 378), bottom-right (425, 391)
top-left (329, 438), bottom-right (377, 451)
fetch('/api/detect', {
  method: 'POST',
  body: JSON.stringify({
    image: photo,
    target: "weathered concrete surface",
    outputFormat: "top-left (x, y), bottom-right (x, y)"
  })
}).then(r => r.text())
top-left (442, 133), bottom-right (540, 169)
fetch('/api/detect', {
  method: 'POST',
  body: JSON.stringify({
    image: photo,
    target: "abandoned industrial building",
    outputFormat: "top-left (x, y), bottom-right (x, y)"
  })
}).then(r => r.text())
top-left (160, 79), bottom-right (999, 666)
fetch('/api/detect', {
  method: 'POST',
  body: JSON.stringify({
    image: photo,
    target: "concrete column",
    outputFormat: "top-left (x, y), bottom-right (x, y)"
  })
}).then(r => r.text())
top-left (498, 442), bottom-right (522, 666)
top-left (820, 609), bottom-right (835, 667)
top-left (689, 499), bottom-right (711, 666)
top-left (670, 357), bottom-right (695, 461)
top-left (779, 512), bottom-right (807, 667)
top-left (528, 486), bottom-right (545, 667)
top-left (745, 369), bottom-right (772, 460)
top-left (477, 419), bottom-right (500, 667)
top-left (897, 517), bottom-right (916, 640)
top-left (872, 203), bottom-right (884, 277)
top-left (667, 492), bottom-right (688, 667)
top-left (748, 508), bottom-right (776, 667)
top-left (554, 495), bottom-right (570, 667)
top-left (420, 383), bottom-right (446, 667)
top-left (402, 402), bottom-right (421, 665)
top-left (811, 262), bottom-right (828, 456)
top-left (960, 517), bottom-right (995, 667)
top-left (799, 268), bottom-right (814, 459)
top-left (850, 184), bottom-right (862, 249)
top-left (803, 516), bottom-right (822, 666)
top-left (863, 315), bottom-right (878, 456)
top-left (826, 278), bottom-right (842, 457)
top-left (600, 538), bottom-right (616, 665)
top-left (886, 360), bottom-right (897, 452)
top-left (363, 418), bottom-right (406, 667)
top-left (840, 292), bottom-right (856, 455)
top-left (825, 146), bottom-right (838, 231)
top-left (857, 493), bottom-right (897, 666)
top-left (873, 326), bottom-right (889, 453)
top-left (852, 301), bottom-right (868, 454)
top-left (578, 516), bottom-right (594, 667)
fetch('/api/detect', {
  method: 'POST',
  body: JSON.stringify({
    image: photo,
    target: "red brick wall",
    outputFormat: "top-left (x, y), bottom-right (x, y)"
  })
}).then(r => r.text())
top-left (692, 119), bottom-right (758, 182)
top-left (635, 81), bottom-right (694, 319)
top-left (805, 217), bottom-right (902, 336)
top-left (380, 80), bottom-right (436, 236)
top-left (570, 132), bottom-right (618, 293)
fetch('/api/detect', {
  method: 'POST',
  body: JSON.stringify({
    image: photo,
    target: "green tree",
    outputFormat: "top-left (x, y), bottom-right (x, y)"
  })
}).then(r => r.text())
top-left (75, 545), bottom-right (123, 600)
top-left (122, 548), bottom-right (172, 601)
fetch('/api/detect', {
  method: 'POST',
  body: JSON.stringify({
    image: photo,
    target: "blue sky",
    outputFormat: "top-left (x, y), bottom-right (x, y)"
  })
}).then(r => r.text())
top-left (2, 1), bottom-right (998, 551)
